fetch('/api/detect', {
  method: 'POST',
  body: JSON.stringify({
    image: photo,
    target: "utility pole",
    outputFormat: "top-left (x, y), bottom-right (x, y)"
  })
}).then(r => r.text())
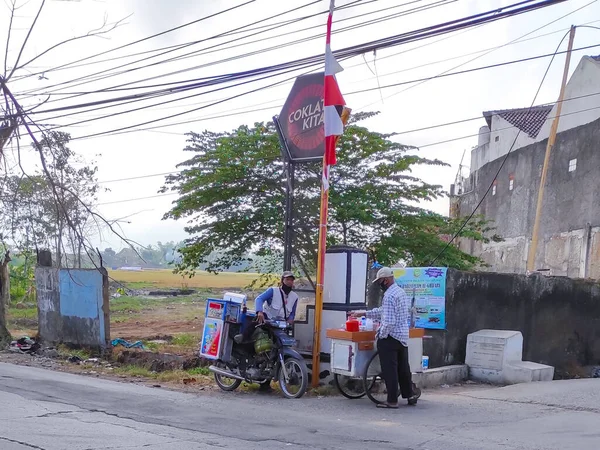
top-left (526, 25), bottom-right (576, 273)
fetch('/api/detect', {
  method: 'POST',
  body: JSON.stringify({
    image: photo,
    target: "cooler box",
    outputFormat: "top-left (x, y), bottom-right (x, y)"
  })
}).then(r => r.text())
top-left (327, 329), bottom-right (377, 378)
top-left (200, 299), bottom-right (227, 360)
top-left (200, 296), bottom-right (249, 361)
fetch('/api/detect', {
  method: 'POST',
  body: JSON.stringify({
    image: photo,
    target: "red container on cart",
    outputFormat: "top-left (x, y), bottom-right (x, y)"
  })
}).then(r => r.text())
top-left (345, 318), bottom-right (360, 332)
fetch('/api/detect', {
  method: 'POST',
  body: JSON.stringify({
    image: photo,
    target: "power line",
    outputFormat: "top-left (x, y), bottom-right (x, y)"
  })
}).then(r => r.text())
top-left (70, 95), bottom-right (600, 190)
top-left (15, 0), bottom-right (561, 109)
top-left (23, 5), bottom-right (581, 138)
top-left (9, 0), bottom-right (259, 83)
top-left (72, 85), bottom-right (600, 145)
top-left (9, 94), bottom-right (600, 209)
top-left (347, 42), bottom-right (600, 96)
top-left (97, 193), bottom-right (178, 206)
top-left (356, 0), bottom-right (598, 110)
top-left (93, 98), bottom-right (600, 206)
top-left (429, 28), bottom-right (572, 265)
top-left (11, 0), bottom-right (374, 83)
top-left (29, 15), bottom-right (597, 127)
top-left (191, 40), bottom-right (600, 146)
top-left (13, 0), bottom-right (327, 97)
top-left (18, 0), bottom-right (442, 104)
top-left (99, 171), bottom-right (181, 184)
top-left (83, 0), bottom-right (446, 93)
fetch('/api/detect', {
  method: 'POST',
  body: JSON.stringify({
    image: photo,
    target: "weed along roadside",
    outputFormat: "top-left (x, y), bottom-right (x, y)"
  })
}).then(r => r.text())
top-left (5, 273), bottom-right (287, 394)
top-left (2, 271), bottom-right (341, 397)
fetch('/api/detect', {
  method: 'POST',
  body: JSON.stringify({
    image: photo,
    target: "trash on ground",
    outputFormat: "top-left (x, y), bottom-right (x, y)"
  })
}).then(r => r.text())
top-left (9, 336), bottom-right (40, 354)
top-left (111, 338), bottom-right (146, 350)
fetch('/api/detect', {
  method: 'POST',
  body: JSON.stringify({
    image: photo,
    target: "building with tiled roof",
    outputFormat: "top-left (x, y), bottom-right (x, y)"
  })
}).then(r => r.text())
top-left (450, 55), bottom-right (600, 278)
top-left (483, 105), bottom-right (553, 139)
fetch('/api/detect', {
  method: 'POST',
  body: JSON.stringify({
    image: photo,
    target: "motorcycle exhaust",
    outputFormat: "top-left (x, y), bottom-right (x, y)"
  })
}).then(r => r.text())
top-left (208, 365), bottom-right (245, 381)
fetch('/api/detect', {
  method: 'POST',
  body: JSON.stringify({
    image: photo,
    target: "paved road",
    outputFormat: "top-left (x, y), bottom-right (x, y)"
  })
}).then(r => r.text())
top-left (1, 362), bottom-right (599, 450)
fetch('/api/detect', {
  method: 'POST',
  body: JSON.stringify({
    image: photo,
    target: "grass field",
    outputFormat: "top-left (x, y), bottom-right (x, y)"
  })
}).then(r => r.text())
top-left (108, 269), bottom-right (275, 289)
top-left (7, 269), bottom-right (280, 355)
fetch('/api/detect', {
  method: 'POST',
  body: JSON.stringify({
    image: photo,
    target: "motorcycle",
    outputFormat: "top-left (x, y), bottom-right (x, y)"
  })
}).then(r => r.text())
top-left (208, 318), bottom-right (309, 399)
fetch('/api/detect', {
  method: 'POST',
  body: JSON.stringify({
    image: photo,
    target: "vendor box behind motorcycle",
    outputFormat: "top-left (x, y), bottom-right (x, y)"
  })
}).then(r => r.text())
top-left (200, 295), bottom-right (248, 362)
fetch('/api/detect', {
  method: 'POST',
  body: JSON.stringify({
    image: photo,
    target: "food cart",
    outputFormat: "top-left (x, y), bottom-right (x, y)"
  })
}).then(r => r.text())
top-left (327, 326), bottom-right (426, 402)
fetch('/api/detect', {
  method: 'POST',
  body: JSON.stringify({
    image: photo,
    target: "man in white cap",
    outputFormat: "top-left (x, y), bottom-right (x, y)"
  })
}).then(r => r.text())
top-left (255, 270), bottom-right (298, 325)
top-left (352, 267), bottom-right (420, 408)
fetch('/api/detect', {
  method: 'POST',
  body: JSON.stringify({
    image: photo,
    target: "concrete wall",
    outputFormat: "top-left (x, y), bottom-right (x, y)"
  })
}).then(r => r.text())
top-left (36, 267), bottom-right (110, 350)
top-left (456, 116), bottom-right (600, 276)
top-left (424, 269), bottom-right (600, 375)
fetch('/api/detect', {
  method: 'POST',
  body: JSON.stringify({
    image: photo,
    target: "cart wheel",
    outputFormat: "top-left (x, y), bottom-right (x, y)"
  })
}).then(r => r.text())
top-left (333, 374), bottom-right (367, 399)
top-left (363, 351), bottom-right (386, 405)
top-left (363, 352), bottom-right (421, 405)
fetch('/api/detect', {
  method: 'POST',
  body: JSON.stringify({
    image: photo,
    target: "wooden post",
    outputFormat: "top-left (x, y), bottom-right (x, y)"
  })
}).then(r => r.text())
top-left (312, 155), bottom-right (329, 388)
top-left (526, 26), bottom-right (576, 273)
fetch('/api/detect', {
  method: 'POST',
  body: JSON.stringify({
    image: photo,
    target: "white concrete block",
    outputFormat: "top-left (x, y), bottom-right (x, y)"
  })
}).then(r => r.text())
top-left (466, 329), bottom-right (555, 385)
top-left (466, 330), bottom-right (523, 371)
top-left (509, 361), bottom-right (555, 382)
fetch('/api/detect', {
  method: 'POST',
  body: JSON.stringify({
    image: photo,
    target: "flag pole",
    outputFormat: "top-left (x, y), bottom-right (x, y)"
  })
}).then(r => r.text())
top-left (311, 0), bottom-right (346, 388)
top-left (311, 156), bottom-right (330, 388)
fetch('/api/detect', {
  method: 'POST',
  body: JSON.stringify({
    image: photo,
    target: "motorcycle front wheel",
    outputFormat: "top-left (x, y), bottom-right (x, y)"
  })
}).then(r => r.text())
top-left (278, 356), bottom-right (308, 399)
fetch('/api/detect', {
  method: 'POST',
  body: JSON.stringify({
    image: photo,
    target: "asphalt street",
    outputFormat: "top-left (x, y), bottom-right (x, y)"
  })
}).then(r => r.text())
top-left (1, 362), bottom-right (599, 449)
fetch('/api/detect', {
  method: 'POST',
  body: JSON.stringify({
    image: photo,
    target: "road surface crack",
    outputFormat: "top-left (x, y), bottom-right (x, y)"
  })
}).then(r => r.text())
top-left (0, 436), bottom-right (47, 449)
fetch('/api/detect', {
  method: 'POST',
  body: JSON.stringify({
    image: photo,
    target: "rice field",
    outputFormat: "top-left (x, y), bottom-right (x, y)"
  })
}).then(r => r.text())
top-left (108, 269), bottom-right (274, 289)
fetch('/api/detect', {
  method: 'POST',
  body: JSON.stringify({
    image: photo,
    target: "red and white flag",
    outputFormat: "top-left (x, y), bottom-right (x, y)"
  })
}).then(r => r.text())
top-left (323, 0), bottom-right (345, 191)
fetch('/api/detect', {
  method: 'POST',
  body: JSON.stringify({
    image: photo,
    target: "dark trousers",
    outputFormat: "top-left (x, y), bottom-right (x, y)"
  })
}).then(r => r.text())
top-left (241, 312), bottom-right (269, 342)
top-left (377, 336), bottom-right (413, 404)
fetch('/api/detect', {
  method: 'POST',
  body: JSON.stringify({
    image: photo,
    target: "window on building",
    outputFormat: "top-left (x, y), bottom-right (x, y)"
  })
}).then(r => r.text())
top-left (495, 136), bottom-right (500, 142)
top-left (568, 158), bottom-right (577, 172)
top-left (509, 176), bottom-right (514, 191)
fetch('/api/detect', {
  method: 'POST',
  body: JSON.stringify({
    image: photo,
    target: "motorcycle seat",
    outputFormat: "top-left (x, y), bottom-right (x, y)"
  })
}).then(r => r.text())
top-left (234, 334), bottom-right (255, 345)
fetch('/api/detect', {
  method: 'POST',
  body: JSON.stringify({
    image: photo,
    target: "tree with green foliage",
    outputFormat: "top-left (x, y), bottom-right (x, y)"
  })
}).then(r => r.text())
top-left (0, 132), bottom-right (103, 268)
top-left (162, 112), bottom-right (498, 285)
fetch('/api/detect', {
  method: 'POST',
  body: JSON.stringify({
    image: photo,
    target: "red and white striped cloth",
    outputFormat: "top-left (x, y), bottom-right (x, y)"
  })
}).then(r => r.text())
top-left (323, 0), bottom-right (345, 191)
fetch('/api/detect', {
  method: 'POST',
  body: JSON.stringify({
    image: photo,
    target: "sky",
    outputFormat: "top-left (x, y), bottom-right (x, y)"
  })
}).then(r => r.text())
top-left (1, 0), bottom-right (599, 252)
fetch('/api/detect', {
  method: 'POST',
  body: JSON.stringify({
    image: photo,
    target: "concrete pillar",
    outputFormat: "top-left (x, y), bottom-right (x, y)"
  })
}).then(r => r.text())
top-left (367, 267), bottom-right (381, 309)
top-left (37, 250), bottom-right (52, 268)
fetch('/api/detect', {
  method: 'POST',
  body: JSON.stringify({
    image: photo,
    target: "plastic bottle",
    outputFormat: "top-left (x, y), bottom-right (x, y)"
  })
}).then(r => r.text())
top-left (365, 318), bottom-right (374, 331)
top-left (360, 317), bottom-right (367, 331)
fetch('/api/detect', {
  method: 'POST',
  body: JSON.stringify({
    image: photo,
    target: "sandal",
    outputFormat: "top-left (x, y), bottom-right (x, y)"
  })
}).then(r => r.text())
top-left (376, 403), bottom-right (399, 409)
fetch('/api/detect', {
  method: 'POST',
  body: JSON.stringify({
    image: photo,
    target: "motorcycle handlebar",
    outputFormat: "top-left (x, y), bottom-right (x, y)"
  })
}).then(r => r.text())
top-left (257, 320), bottom-right (290, 330)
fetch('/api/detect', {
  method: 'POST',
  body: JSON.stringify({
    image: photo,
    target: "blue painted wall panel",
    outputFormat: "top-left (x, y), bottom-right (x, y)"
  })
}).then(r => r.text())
top-left (59, 270), bottom-right (102, 320)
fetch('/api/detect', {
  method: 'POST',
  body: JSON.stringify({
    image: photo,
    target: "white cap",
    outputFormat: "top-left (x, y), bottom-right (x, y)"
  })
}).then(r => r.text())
top-left (373, 267), bottom-right (394, 283)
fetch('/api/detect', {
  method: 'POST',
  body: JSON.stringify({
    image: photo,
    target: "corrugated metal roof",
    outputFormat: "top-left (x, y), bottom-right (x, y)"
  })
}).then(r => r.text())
top-left (483, 104), bottom-right (553, 139)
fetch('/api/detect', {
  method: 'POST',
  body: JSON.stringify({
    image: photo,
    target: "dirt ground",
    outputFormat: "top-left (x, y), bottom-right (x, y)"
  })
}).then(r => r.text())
top-left (7, 275), bottom-right (312, 360)
top-left (111, 300), bottom-right (205, 342)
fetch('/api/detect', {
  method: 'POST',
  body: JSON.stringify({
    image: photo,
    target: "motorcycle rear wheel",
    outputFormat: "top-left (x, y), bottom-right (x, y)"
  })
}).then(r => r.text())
top-left (214, 372), bottom-right (242, 392)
